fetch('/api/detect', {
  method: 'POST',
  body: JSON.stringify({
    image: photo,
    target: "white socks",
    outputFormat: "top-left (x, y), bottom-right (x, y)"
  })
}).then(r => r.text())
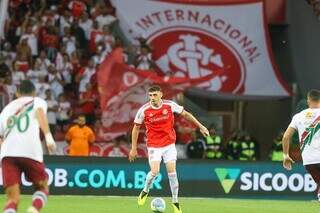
top-left (168, 172), bottom-right (179, 203)
top-left (143, 172), bottom-right (157, 193)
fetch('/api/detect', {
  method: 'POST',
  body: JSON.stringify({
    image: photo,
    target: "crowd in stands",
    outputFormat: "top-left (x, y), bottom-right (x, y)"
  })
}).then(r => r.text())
top-left (0, 1), bottom-right (153, 138)
top-left (0, 0), bottom-right (283, 160)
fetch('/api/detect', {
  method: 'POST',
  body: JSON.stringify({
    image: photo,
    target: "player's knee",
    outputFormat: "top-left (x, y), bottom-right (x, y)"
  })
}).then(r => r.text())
top-left (7, 194), bottom-right (20, 204)
top-left (34, 180), bottom-right (49, 191)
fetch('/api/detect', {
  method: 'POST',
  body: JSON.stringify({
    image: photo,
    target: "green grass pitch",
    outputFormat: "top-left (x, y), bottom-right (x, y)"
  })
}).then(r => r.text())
top-left (1, 195), bottom-right (319, 213)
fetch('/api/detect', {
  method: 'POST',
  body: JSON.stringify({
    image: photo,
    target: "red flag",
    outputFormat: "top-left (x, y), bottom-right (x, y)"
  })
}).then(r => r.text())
top-left (97, 48), bottom-right (220, 141)
top-left (97, 48), bottom-right (123, 108)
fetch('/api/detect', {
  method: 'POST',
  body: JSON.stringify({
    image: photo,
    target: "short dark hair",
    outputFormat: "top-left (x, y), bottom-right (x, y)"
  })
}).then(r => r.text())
top-left (148, 85), bottom-right (161, 93)
top-left (307, 89), bottom-right (320, 102)
top-left (18, 80), bottom-right (35, 95)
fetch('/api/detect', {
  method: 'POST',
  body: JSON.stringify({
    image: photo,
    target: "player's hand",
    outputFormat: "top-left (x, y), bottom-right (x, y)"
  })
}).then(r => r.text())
top-left (200, 126), bottom-right (210, 137)
top-left (45, 133), bottom-right (56, 155)
top-left (47, 143), bottom-right (57, 155)
top-left (283, 154), bottom-right (295, 170)
top-left (129, 148), bottom-right (137, 162)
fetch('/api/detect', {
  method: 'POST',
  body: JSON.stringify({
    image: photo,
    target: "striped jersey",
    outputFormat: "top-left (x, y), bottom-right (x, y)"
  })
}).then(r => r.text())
top-left (134, 100), bottom-right (184, 148)
top-left (0, 96), bottom-right (47, 162)
top-left (289, 108), bottom-right (320, 165)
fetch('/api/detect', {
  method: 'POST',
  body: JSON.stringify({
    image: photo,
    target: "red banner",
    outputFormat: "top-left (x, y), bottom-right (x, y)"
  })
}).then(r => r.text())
top-left (97, 48), bottom-right (218, 140)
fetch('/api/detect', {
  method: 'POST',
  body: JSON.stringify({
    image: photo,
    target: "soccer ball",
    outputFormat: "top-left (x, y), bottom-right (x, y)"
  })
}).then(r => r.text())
top-left (150, 197), bottom-right (166, 212)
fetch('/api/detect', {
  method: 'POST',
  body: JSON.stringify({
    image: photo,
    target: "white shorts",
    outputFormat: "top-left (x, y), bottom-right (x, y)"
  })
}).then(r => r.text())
top-left (147, 144), bottom-right (177, 164)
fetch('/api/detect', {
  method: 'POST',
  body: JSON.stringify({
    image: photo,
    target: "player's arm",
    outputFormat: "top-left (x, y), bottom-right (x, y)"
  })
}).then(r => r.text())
top-left (282, 126), bottom-right (295, 170)
top-left (35, 108), bottom-right (56, 154)
top-left (129, 123), bottom-right (141, 162)
top-left (180, 110), bottom-right (209, 137)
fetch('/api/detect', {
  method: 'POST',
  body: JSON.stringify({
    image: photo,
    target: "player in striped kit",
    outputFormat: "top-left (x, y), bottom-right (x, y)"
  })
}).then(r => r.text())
top-left (129, 85), bottom-right (210, 213)
top-left (282, 89), bottom-right (320, 200)
top-left (0, 80), bottom-right (56, 213)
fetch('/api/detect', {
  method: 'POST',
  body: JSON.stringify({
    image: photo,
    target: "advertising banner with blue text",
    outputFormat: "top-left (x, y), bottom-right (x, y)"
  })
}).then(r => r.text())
top-left (0, 157), bottom-right (316, 200)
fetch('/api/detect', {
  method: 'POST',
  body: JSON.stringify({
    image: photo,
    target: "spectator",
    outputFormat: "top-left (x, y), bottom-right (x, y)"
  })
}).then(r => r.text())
top-left (20, 23), bottom-right (39, 58)
top-left (68, 0), bottom-right (87, 19)
top-left (4, 75), bottom-right (17, 102)
top-left (79, 82), bottom-right (98, 125)
top-left (62, 27), bottom-right (76, 57)
top-left (134, 45), bottom-right (155, 70)
top-left (204, 126), bottom-right (225, 159)
top-left (15, 38), bottom-right (32, 73)
top-left (95, 24), bottom-right (114, 55)
top-left (92, 44), bottom-right (107, 65)
top-left (77, 58), bottom-right (96, 92)
top-left (0, 54), bottom-right (10, 77)
top-left (79, 12), bottom-right (93, 41)
top-left (90, 1), bottom-right (104, 19)
top-left (71, 19), bottom-right (87, 50)
top-left (59, 11), bottom-right (74, 36)
top-left (88, 20), bottom-right (102, 54)
top-left (34, 75), bottom-right (50, 99)
top-left (26, 60), bottom-right (48, 83)
top-left (65, 115), bottom-right (96, 156)
top-left (48, 64), bottom-right (64, 98)
top-left (96, 7), bottom-right (116, 30)
top-left (226, 131), bottom-right (241, 160)
top-left (57, 94), bottom-right (72, 131)
top-left (1, 43), bottom-right (16, 69)
top-left (45, 89), bottom-right (58, 136)
top-left (270, 131), bottom-right (284, 162)
top-left (238, 133), bottom-right (259, 161)
top-left (35, 50), bottom-right (51, 71)
top-left (42, 26), bottom-right (60, 61)
top-left (11, 62), bottom-right (26, 86)
top-left (70, 51), bottom-right (81, 74)
top-left (56, 53), bottom-right (73, 84)
top-left (41, 7), bottom-right (60, 26)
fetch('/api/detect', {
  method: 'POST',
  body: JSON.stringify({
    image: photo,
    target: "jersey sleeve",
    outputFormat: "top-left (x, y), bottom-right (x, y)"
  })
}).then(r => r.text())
top-left (134, 106), bottom-right (145, 124)
top-left (288, 114), bottom-right (298, 130)
top-left (34, 97), bottom-right (48, 114)
top-left (169, 101), bottom-right (184, 114)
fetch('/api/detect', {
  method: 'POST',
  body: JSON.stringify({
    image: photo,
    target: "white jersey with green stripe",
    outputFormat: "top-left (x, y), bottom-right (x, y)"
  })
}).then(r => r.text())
top-left (289, 108), bottom-right (320, 165)
top-left (0, 96), bottom-right (47, 162)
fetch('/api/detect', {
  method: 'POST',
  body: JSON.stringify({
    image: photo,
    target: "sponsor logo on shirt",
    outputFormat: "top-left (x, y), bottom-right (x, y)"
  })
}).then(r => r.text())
top-left (162, 109), bottom-right (168, 115)
top-left (149, 115), bottom-right (169, 123)
top-left (305, 111), bottom-right (314, 119)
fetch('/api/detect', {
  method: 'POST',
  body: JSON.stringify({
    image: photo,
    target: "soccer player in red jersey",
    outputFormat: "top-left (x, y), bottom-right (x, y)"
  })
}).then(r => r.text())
top-left (129, 85), bottom-right (210, 213)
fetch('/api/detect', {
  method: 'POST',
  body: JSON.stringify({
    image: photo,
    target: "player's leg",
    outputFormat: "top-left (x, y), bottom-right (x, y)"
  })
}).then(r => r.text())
top-left (19, 158), bottom-right (49, 213)
top-left (2, 157), bottom-right (22, 213)
top-left (305, 164), bottom-right (320, 200)
top-left (164, 144), bottom-right (182, 213)
top-left (27, 180), bottom-right (49, 213)
top-left (4, 184), bottom-right (20, 213)
top-left (138, 148), bottom-right (162, 206)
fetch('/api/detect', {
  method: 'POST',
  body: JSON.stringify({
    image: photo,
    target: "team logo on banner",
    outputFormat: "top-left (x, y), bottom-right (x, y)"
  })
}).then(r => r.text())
top-left (150, 29), bottom-right (245, 93)
top-left (112, 0), bottom-right (291, 96)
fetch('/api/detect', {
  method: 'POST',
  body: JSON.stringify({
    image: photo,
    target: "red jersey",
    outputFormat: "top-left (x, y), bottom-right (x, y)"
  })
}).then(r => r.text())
top-left (69, 1), bottom-right (87, 18)
top-left (134, 100), bottom-right (184, 148)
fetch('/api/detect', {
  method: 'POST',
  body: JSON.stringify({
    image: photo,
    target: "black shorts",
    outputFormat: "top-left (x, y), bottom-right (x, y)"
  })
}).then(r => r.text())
top-left (305, 164), bottom-right (320, 184)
